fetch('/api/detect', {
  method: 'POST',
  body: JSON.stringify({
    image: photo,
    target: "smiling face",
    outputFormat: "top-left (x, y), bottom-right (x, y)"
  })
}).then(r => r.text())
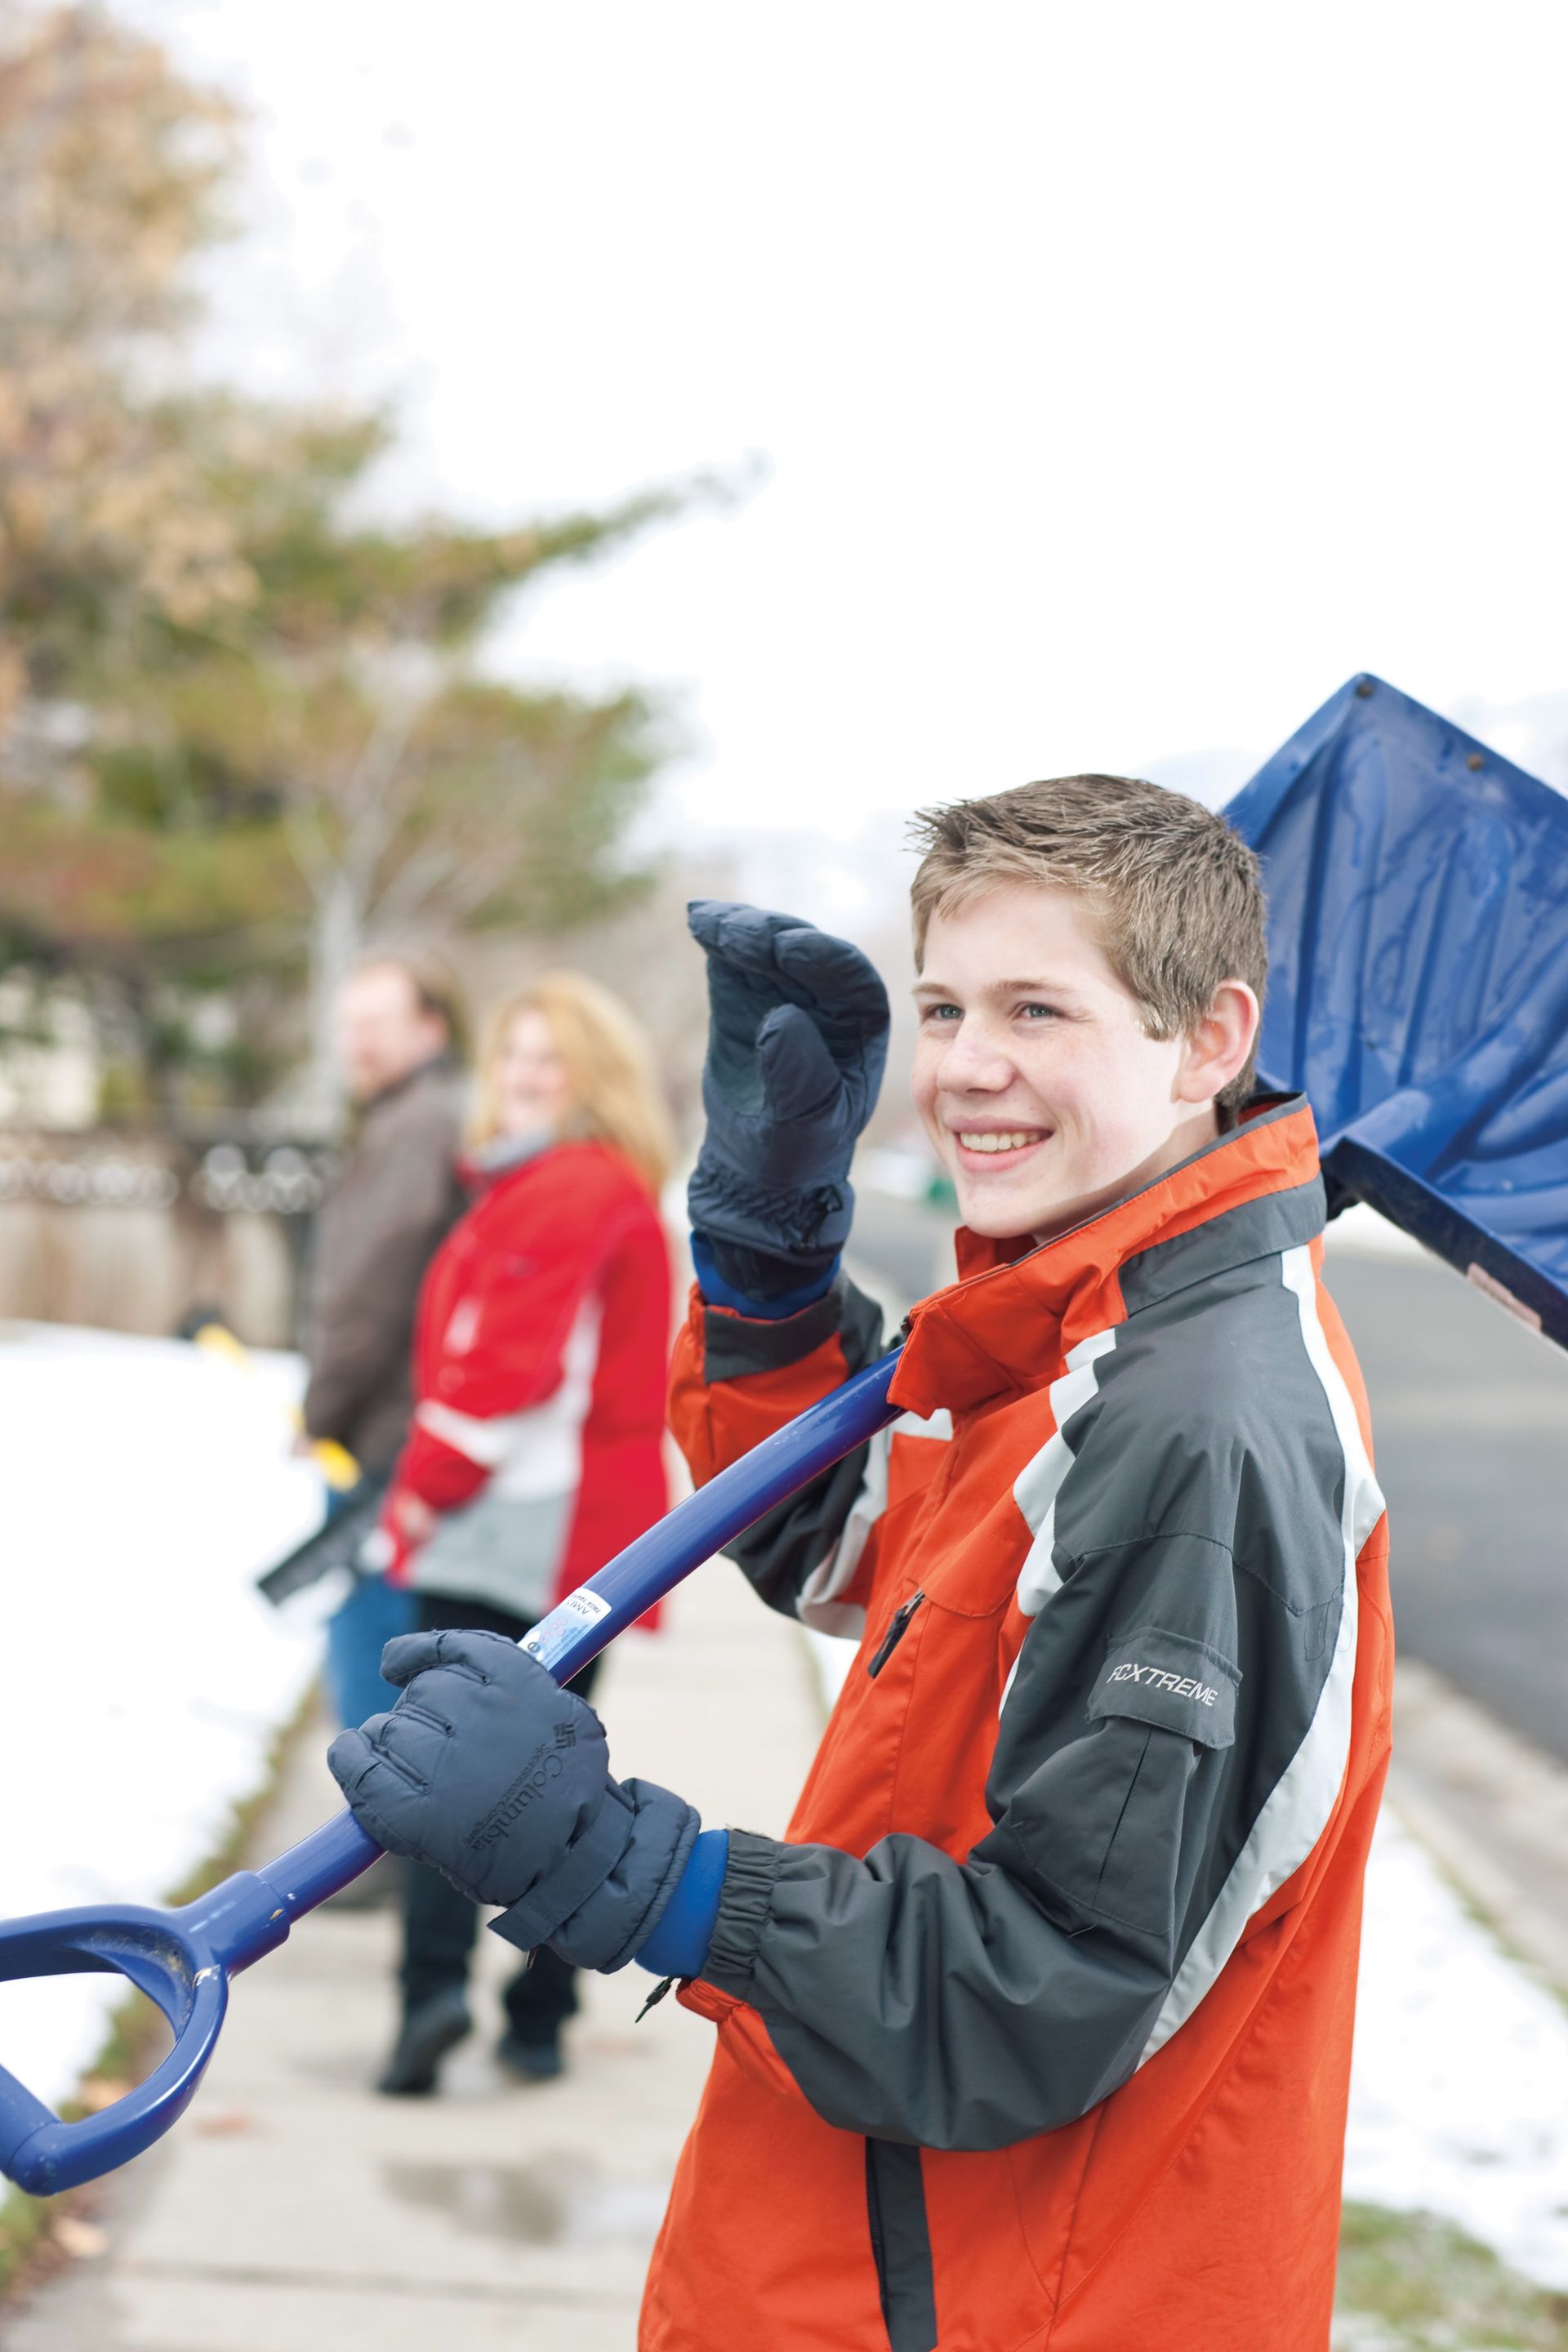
top-left (492, 1007), bottom-right (575, 1138)
top-left (911, 882), bottom-right (1258, 1244)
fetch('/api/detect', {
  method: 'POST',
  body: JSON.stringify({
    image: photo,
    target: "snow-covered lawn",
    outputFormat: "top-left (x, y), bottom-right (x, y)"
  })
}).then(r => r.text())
top-left (0, 1322), bottom-right (327, 2114)
top-left (1347, 1809), bottom-right (1568, 2290)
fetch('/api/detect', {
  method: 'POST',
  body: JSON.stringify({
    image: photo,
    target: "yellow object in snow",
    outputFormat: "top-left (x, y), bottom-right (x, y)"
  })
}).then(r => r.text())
top-left (190, 1320), bottom-right (362, 1491)
top-left (305, 1433), bottom-right (361, 1492)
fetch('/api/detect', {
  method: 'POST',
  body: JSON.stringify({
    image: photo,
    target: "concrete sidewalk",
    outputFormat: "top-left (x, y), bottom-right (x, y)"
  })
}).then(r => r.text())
top-left (6, 1566), bottom-right (823, 2352)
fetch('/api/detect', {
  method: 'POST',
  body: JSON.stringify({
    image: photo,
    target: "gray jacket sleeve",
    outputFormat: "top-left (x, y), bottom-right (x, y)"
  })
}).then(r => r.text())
top-left (702, 1528), bottom-right (1312, 2151)
top-left (701, 1272), bottom-right (887, 1621)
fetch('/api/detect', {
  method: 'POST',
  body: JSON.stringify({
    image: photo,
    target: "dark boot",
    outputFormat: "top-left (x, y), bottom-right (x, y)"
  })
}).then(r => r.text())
top-left (377, 1987), bottom-right (471, 2096)
top-left (496, 2026), bottom-right (564, 2083)
top-left (495, 1940), bottom-right (579, 2086)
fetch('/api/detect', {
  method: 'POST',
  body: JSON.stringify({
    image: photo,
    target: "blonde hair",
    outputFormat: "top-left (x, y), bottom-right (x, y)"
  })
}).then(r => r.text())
top-left (469, 970), bottom-right (675, 1196)
top-left (909, 774), bottom-right (1267, 1112)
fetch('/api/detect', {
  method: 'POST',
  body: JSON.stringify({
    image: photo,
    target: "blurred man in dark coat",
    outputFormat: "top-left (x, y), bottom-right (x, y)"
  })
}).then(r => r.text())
top-left (303, 956), bottom-right (467, 1739)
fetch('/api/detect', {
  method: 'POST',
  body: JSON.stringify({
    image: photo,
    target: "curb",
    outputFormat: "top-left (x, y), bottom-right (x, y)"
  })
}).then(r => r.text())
top-left (1385, 1660), bottom-right (1568, 2001)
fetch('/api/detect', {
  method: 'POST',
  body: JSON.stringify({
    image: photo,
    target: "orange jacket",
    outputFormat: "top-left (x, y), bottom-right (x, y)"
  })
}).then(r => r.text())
top-left (644, 1098), bottom-right (1392, 2352)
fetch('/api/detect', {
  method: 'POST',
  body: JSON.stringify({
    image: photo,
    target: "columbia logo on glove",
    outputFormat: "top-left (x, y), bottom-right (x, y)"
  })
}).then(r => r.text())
top-left (327, 1627), bottom-right (707, 1976)
top-left (465, 1735), bottom-right (569, 1851)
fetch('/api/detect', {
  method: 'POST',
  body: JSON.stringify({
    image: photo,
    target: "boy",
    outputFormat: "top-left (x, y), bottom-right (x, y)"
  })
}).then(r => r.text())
top-left (331, 774), bottom-right (1392, 2352)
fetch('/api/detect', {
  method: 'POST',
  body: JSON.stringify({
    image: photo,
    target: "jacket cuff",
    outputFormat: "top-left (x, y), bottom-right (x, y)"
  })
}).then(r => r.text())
top-left (699, 1829), bottom-right (786, 1998)
top-left (396, 1424), bottom-right (488, 1513)
top-left (700, 1278), bottom-right (858, 1383)
top-left (691, 1232), bottom-right (841, 1326)
top-left (635, 1827), bottom-right (730, 1978)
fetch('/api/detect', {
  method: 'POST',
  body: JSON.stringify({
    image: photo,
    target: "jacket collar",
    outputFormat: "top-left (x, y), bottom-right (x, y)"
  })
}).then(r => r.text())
top-left (457, 1119), bottom-right (614, 1194)
top-left (890, 1094), bottom-right (1325, 1417)
top-left (458, 1125), bottom-right (554, 1192)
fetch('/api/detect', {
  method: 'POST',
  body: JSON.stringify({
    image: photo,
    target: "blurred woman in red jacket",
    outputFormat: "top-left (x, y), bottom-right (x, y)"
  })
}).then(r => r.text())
top-left (376, 971), bottom-right (675, 2095)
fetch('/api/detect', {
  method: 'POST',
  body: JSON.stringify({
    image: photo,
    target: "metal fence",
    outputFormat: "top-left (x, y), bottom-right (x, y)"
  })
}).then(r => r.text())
top-left (0, 1130), bottom-right (336, 1345)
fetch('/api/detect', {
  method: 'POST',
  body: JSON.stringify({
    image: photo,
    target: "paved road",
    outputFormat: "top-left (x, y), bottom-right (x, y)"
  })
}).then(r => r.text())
top-left (1322, 1247), bottom-right (1568, 1766)
top-left (853, 1196), bottom-right (1568, 1768)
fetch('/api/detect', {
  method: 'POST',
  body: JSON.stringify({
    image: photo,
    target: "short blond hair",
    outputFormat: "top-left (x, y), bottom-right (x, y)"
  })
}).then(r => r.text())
top-left (910, 774), bottom-right (1267, 1112)
top-left (470, 970), bottom-right (675, 1196)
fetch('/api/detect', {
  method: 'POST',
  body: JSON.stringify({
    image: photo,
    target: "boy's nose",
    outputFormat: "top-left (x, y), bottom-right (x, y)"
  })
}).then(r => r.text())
top-left (938, 1021), bottom-right (1016, 1091)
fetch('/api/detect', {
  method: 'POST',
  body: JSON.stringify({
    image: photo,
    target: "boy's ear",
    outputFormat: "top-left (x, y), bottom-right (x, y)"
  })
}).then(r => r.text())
top-left (1175, 981), bottom-right (1261, 1107)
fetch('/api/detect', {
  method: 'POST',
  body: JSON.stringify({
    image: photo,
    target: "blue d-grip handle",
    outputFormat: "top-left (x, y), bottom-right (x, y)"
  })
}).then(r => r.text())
top-left (0, 1348), bottom-right (902, 2195)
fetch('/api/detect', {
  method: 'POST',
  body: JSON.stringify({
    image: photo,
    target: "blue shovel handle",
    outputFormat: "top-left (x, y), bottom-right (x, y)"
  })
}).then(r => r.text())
top-left (0, 1348), bottom-right (902, 2196)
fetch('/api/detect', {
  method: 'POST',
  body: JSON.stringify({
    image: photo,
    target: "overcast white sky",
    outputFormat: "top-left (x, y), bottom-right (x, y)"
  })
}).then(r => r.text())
top-left (133, 0), bottom-right (1568, 880)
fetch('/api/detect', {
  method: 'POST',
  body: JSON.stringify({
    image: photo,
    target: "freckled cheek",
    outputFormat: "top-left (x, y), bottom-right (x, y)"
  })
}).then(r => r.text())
top-left (908, 1040), bottom-right (940, 1118)
top-left (1062, 1095), bottom-right (1152, 1179)
top-left (1009, 1043), bottom-right (1077, 1131)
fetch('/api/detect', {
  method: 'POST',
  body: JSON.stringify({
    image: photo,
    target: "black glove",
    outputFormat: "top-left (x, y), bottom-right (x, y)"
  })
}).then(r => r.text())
top-left (686, 901), bottom-right (890, 1300)
top-left (327, 1629), bottom-right (699, 1971)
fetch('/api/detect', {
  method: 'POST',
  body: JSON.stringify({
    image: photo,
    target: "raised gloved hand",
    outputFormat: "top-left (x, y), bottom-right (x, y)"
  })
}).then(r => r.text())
top-left (687, 901), bottom-right (890, 1303)
top-left (327, 1629), bottom-right (702, 1972)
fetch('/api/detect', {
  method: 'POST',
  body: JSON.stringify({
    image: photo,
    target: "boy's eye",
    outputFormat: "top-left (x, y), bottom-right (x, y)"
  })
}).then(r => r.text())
top-left (1018, 1001), bottom-right (1060, 1021)
top-left (920, 1002), bottom-right (963, 1023)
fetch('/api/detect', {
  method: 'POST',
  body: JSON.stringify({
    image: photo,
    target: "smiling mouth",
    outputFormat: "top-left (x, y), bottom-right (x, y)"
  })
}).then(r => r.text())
top-left (954, 1129), bottom-right (1049, 1156)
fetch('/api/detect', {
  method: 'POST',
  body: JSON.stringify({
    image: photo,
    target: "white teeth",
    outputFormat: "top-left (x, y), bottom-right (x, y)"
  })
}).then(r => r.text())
top-left (957, 1130), bottom-right (1042, 1153)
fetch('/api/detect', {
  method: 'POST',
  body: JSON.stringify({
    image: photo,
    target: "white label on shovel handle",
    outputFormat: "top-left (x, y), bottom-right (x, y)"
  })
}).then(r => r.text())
top-left (520, 1584), bottom-right (613, 1677)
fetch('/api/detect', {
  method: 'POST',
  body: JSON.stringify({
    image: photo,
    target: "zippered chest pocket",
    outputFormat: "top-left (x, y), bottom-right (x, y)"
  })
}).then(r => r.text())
top-left (867, 1590), bottom-right (925, 1678)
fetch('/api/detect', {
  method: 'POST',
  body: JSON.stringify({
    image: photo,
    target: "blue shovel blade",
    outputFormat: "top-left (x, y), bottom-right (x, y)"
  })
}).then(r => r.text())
top-left (1226, 674), bottom-right (1568, 1349)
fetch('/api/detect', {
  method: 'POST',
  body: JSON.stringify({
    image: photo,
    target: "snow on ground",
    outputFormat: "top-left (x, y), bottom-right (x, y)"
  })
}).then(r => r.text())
top-left (0, 1323), bottom-right (329, 2112)
top-left (1347, 1807), bottom-right (1568, 2289)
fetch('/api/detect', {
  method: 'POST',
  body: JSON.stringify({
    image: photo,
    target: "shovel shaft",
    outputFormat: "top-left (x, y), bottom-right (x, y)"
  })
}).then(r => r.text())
top-left (248, 1343), bottom-right (904, 1933)
top-left (0, 1346), bottom-right (903, 2194)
